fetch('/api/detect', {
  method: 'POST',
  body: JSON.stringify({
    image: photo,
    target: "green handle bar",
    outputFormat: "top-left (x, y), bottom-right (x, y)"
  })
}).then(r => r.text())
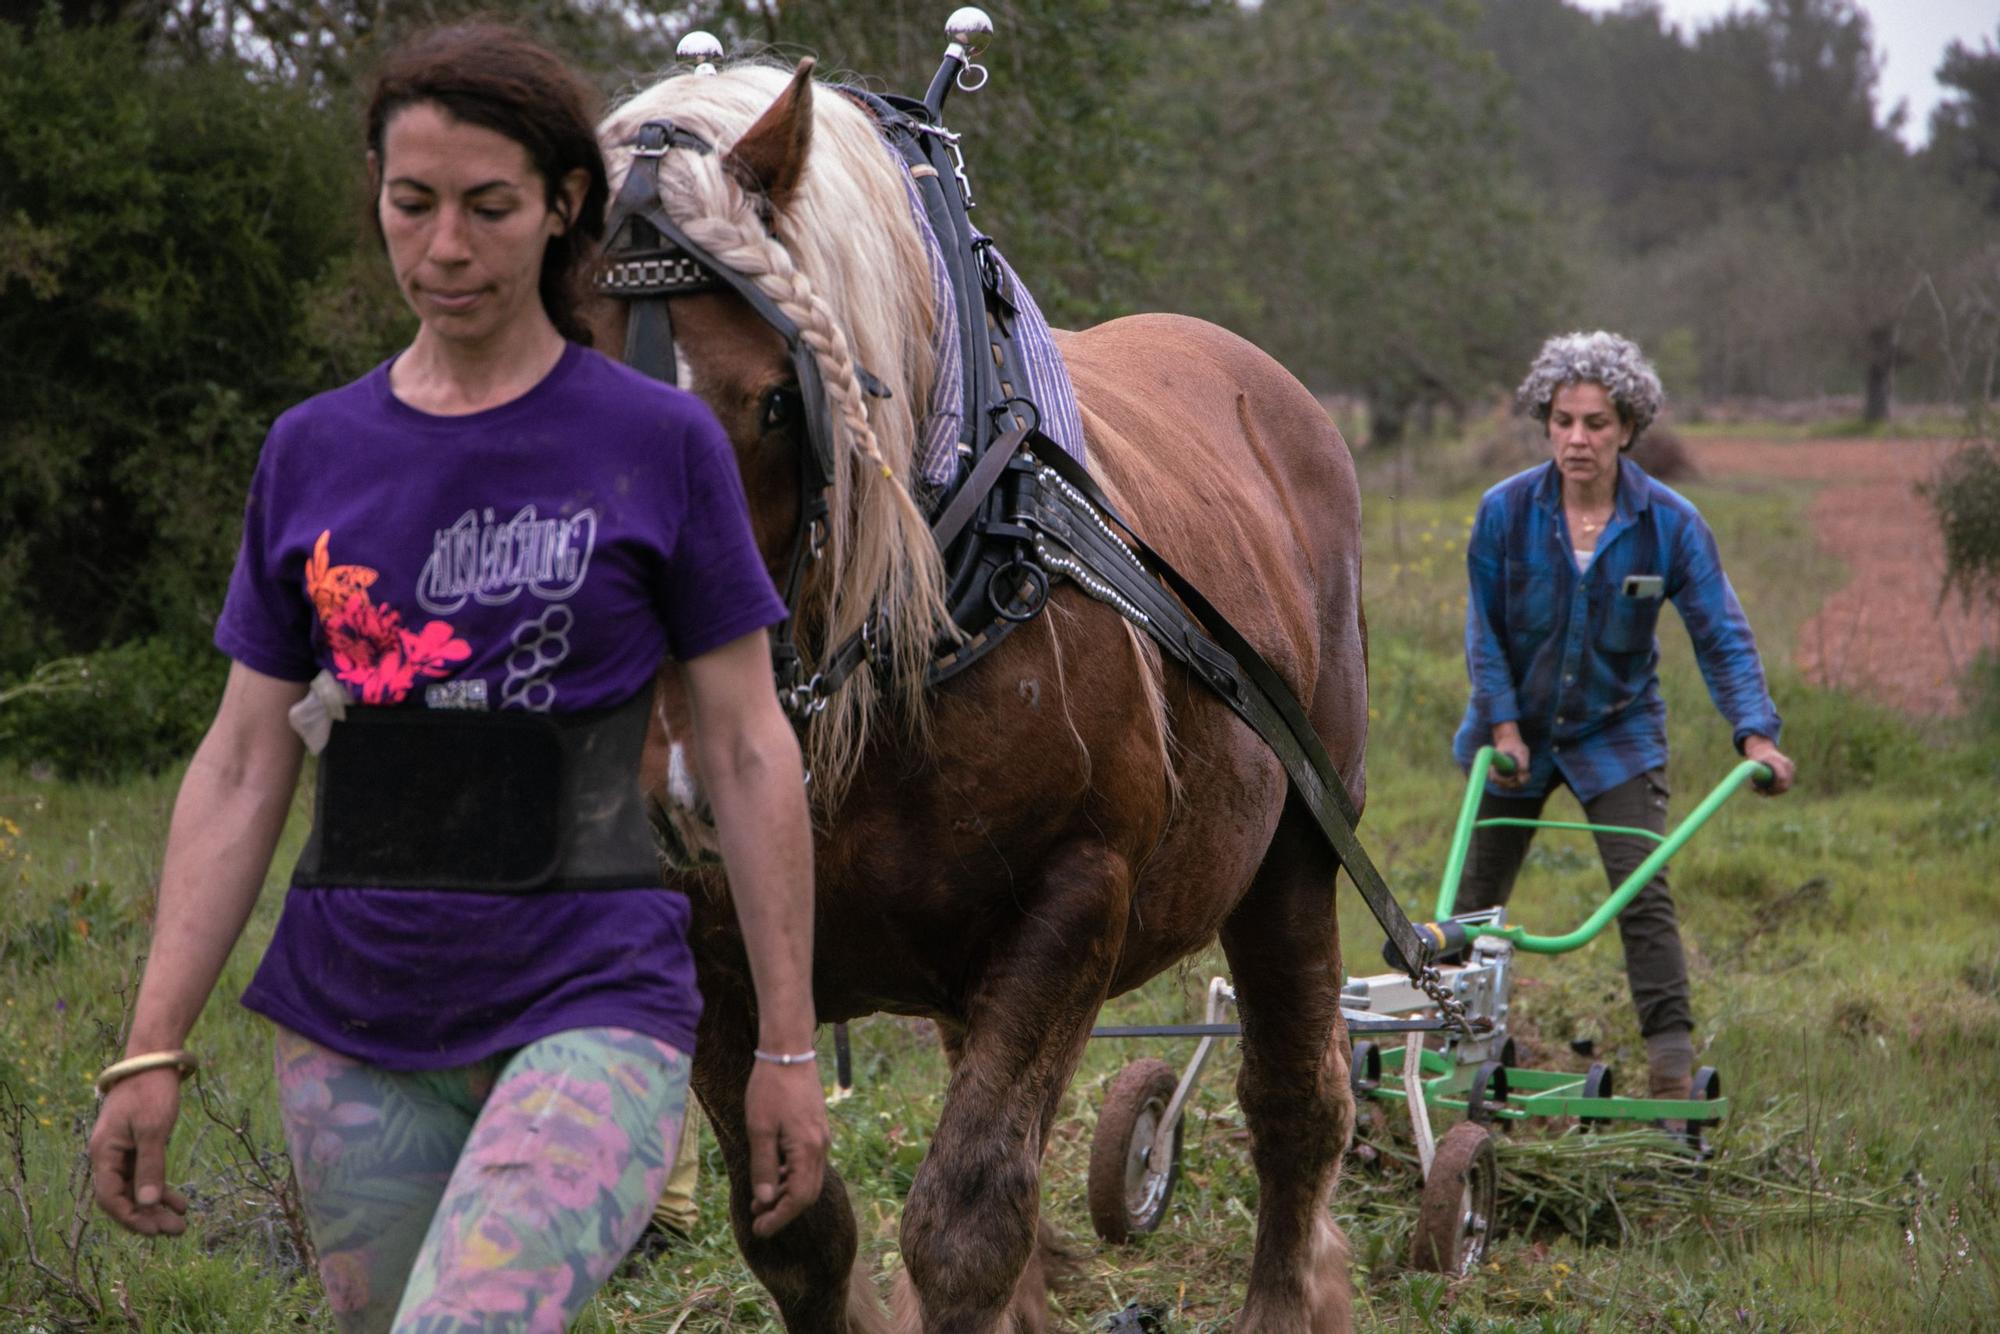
top-left (1434, 746), bottom-right (1773, 954)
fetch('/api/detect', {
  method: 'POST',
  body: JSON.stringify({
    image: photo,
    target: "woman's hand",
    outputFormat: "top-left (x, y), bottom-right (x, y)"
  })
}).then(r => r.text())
top-left (1742, 735), bottom-right (1795, 795)
top-left (87, 663), bottom-right (304, 1233)
top-left (1491, 721), bottom-right (1530, 789)
top-left (744, 1061), bottom-right (830, 1237)
top-left (88, 1070), bottom-right (191, 1236)
top-left (682, 629), bottom-right (829, 1236)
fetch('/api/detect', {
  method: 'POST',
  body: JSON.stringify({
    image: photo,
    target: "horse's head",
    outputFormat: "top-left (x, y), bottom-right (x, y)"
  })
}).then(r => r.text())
top-left (591, 62), bottom-right (953, 849)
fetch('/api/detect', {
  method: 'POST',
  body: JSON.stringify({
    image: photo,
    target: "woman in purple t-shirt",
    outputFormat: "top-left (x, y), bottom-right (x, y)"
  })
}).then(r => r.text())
top-left (86, 24), bottom-right (827, 1330)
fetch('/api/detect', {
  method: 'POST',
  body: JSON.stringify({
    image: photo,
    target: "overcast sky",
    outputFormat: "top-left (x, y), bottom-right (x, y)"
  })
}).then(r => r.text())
top-left (1570, 0), bottom-right (1998, 147)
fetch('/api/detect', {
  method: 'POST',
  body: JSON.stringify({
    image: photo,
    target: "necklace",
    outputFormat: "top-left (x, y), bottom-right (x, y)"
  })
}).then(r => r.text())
top-left (1570, 506), bottom-right (1612, 538)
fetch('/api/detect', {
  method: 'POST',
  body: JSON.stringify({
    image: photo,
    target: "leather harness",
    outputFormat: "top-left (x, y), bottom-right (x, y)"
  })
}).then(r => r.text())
top-left (596, 91), bottom-right (1466, 1023)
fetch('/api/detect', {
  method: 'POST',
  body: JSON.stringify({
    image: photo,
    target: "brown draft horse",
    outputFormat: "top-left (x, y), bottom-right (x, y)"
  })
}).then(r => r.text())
top-left (589, 61), bottom-right (1368, 1333)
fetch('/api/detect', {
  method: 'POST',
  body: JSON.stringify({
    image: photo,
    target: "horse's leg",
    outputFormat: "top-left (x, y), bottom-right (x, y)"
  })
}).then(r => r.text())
top-left (907, 1026), bottom-right (1073, 1334)
top-left (898, 841), bottom-right (1130, 1334)
top-left (1219, 804), bottom-right (1356, 1333)
top-left (691, 984), bottom-right (889, 1334)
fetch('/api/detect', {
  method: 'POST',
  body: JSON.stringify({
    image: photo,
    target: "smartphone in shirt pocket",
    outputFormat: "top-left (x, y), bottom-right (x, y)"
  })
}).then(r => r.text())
top-left (1601, 573), bottom-right (1665, 653)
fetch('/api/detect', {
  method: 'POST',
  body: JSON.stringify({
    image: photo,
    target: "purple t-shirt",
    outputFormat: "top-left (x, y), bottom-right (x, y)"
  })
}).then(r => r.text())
top-left (216, 342), bottom-right (785, 1070)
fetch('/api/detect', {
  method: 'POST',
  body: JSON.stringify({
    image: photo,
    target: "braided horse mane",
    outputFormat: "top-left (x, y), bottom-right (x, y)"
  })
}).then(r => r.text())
top-left (602, 65), bottom-right (951, 810)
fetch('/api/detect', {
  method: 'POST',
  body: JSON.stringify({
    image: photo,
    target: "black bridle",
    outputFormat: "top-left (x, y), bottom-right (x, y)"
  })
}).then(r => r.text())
top-left (598, 119), bottom-right (846, 721)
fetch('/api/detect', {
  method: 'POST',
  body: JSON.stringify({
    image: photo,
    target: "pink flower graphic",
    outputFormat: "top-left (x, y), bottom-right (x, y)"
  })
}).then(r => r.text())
top-left (403, 1213), bottom-right (574, 1329)
top-left (400, 619), bottom-right (472, 682)
top-left (325, 594), bottom-right (413, 702)
top-left (460, 1071), bottom-right (631, 1225)
top-left (308, 532), bottom-right (471, 705)
top-left (275, 1079), bottom-right (379, 1200)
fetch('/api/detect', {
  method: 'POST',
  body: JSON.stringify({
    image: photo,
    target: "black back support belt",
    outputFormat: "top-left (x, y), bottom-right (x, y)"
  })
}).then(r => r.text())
top-left (291, 689), bottom-right (663, 893)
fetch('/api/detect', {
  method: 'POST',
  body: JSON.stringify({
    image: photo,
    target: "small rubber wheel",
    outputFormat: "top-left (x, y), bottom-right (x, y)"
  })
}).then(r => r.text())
top-left (1350, 1040), bottom-right (1382, 1095)
top-left (1088, 1058), bottom-right (1183, 1243)
top-left (1497, 1036), bottom-right (1519, 1070)
top-left (1410, 1121), bottom-right (1499, 1276)
top-left (1580, 1062), bottom-right (1615, 1128)
top-left (1682, 1065), bottom-right (1722, 1158)
top-left (1465, 1061), bottom-right (1511, 1125)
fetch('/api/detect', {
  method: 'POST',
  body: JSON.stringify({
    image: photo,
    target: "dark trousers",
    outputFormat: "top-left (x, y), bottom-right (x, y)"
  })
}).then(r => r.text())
top-left (1455, 767), bottom-right (1692, 1037)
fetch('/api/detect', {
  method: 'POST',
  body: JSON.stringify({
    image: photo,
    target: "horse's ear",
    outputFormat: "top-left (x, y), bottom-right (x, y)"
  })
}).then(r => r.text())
top-left (725, 57), bottom-right (816, 218)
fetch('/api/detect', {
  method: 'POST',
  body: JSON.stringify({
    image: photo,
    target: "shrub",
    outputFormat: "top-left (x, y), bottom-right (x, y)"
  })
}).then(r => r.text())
top-left (1920, 440), bottom-right (2000, 612)
top-left (0, 637), bottom-right (226, 780)
top-left (0, 16), bottom-right (393, 674)
top-left (1629, 424), bottom-right (1701, 482)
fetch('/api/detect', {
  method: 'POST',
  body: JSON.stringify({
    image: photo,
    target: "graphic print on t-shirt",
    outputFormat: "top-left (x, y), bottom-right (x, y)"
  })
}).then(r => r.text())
top-left (416, 505), bottom-right (598, 615)
top-left (306, 531), bottom-right (470, 704)
top-left (502, 604), bottom-right (574, 712)
top-left (411, 506), bottom-right (600, 711)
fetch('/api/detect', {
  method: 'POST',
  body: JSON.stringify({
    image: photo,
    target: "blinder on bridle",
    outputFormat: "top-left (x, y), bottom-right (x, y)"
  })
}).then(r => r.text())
top-left (598, 119), bottom-right (843, 720)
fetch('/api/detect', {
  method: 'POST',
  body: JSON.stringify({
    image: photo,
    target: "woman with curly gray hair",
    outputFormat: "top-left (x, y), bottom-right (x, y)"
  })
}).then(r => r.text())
top-left (1452, 331), bottom-right (1795, 1118)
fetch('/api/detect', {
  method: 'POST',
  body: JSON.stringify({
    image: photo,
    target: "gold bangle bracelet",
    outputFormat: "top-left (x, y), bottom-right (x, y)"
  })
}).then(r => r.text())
top-left (94, 1050), bottom-right (200, 1098)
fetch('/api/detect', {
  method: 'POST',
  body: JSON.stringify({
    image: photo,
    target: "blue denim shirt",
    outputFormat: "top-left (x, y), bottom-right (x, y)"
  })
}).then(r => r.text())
top-left (1452, 458), bottom-right (1782, 801)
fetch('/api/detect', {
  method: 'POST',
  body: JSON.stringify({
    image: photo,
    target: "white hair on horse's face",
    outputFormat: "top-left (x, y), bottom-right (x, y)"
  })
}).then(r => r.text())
top-left (599, 63), bottom-right (948, 812)
top-left (1515, 330), bottom-right (1665, 440)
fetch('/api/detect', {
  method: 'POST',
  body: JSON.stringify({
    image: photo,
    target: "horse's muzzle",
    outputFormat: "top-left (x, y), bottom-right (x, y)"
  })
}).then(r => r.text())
top-left (650, 740), bottom-right (722, 870)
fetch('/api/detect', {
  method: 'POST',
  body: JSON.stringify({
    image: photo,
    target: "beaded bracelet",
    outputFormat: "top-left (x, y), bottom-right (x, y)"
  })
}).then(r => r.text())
top-left (753, 1048), bottom-right (818, 1066)
top-left (95, 1050), bottom-right (200, 1098)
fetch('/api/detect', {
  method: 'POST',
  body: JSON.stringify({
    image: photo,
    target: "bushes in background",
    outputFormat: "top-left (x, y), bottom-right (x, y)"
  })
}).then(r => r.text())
top-left (0, 15), bottom-right (402, 677)
top-left (0, 637), bottom-right (227, 780)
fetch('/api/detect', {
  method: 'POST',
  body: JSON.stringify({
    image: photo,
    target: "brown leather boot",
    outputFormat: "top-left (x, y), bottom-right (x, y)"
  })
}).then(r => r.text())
top-left (1646, 1028), bottom-right (1695, 1133)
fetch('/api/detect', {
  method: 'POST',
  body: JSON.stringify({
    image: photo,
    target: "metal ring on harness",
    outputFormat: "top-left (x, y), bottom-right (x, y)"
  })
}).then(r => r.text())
top-left (991, 395), bottom-right (1041, 435)
top-left (987, 558), bottom-right (1049, 623)
top-left (780, 673), bottom-right (829, 720)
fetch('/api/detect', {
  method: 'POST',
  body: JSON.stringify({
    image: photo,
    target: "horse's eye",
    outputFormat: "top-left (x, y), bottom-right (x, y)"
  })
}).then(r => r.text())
top-left (762, 387), bottom-right (800, 434)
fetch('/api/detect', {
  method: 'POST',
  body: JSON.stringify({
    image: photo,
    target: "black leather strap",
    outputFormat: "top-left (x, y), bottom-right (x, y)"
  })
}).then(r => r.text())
top-left (602, 124), bottom-right (842, 715)
top-left (929, 421), bottom-right (1030, 554)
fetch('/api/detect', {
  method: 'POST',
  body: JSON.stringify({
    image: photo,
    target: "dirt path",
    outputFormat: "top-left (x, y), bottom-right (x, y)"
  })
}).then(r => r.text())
top-left (1682, 437), bottom-right (1996, 717)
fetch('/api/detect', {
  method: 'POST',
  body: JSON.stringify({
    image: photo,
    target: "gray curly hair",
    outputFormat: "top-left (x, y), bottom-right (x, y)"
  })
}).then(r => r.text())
top-left (1515, 331), bottom-right (1665, 442)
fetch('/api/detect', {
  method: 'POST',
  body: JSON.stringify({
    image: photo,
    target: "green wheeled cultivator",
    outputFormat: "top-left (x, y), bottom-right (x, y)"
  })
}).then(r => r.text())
top-left (1087, 748), bottom-right (1774, 1276)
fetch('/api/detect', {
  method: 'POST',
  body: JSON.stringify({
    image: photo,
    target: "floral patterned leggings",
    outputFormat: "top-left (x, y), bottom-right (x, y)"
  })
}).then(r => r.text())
top-left (273, 1025), bottom-right (690, 1334)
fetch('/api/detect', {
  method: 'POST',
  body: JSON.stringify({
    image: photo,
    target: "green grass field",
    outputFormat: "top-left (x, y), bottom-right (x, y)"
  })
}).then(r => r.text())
top-left (4, 452), bottom-right (1997, 1331)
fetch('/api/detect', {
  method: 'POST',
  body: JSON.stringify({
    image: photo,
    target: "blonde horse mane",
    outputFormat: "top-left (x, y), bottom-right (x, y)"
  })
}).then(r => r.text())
top-left (602, 65), bottom-right (951, 810)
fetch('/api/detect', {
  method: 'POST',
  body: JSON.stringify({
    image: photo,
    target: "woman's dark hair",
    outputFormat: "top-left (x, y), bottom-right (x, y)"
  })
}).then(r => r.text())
top-left (365, 22), bottom-right (609, 345)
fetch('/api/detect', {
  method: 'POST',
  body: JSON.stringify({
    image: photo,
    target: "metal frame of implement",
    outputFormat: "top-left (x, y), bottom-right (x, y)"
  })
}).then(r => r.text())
top-left (1089, 748), bottom-right (1774, 1250)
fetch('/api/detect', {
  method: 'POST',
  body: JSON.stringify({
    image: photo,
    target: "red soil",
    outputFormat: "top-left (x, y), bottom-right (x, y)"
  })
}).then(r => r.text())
top-left (1681, 437), bottom-right (1998, 718)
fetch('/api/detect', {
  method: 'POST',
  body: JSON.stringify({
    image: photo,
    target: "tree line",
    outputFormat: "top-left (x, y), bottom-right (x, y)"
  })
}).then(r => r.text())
top-left (1481, 0), bottom-right (1999, 423)
top-left (2, 0), bottom-right (1996, 771)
